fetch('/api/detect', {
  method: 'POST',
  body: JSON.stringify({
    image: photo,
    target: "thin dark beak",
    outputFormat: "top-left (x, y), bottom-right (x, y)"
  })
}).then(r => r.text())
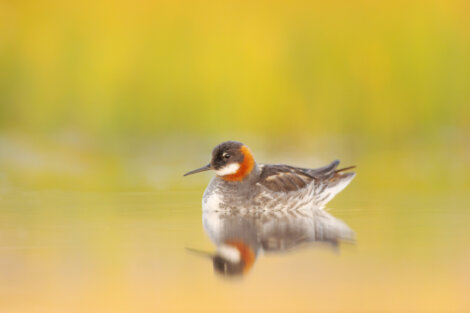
top-left (184, 164), bottom-right (212, 176)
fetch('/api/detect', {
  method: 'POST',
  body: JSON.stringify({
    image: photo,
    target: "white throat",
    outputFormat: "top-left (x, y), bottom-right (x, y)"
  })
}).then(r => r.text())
top-left (215, 163), bottom-right (240, 176)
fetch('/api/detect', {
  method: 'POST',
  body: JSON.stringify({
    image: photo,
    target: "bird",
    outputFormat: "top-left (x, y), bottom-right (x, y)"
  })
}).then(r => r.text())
top-left (184, 141), bottom-right (356, 212)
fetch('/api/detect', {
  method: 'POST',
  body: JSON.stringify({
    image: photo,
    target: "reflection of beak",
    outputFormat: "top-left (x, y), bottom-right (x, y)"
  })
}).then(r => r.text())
top-left (184, 164), bottom-right (212, 176)
top-left (185, 247), bottom-right (214, 259)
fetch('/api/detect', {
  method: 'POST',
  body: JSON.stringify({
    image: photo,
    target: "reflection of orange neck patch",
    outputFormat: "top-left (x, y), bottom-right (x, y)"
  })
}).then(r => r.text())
top-left (222, 146), bottom-right (255, 181)
top-left (226, 240), bottom-right (256, 273)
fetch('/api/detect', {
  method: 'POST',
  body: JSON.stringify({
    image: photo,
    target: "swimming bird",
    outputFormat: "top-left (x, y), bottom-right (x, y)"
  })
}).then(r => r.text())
top-left (184, 141), bottom-right (355, 211)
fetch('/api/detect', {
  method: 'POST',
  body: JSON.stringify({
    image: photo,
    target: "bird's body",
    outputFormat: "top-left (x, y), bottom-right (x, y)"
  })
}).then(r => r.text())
top-left (184, 141), bottom-right (355, 212)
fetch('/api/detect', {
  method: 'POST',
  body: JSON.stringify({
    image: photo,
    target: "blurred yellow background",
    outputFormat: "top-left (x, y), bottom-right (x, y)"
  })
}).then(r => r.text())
top-left (0, 0), bottom-right (469, 191)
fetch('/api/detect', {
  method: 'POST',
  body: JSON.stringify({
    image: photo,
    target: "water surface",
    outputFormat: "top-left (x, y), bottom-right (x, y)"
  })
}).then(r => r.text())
top-left (1, 187), bottom-right (469, 313)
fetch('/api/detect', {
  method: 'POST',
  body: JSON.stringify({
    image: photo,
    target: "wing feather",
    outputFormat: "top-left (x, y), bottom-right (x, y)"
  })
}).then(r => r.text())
top-left (255, 161), bottom-right (355, 209)
top-left (259, 160), bottom-right (343, 192)
top-left (258, 165), bottom-right (312, 192)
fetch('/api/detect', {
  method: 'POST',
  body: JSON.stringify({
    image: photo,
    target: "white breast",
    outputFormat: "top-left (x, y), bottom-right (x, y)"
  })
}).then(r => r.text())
top-left (202, 190), bottom-right (223, 211)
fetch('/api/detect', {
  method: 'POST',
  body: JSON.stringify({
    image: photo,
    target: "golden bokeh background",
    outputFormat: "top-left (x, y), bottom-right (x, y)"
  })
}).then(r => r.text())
top-left (1, 0), bottom-right (469, 191)
top-left (1, 1), bottom-right (469, 135)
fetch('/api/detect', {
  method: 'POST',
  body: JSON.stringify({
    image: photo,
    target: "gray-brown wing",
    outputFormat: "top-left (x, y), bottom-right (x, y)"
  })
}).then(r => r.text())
top-left (304, 160), bottom-right (340, 178)
top-left (258, 164), bottom-right (314, 192)
top-left (258, 160), bottom-right (341, 193)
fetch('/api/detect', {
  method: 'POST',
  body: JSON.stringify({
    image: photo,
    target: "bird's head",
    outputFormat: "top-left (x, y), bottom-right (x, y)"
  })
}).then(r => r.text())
top-left (184, 141), bottom-right (255, 181)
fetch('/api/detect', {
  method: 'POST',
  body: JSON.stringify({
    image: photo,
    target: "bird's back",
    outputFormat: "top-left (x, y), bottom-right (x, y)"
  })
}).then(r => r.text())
top-left (255, 160), bottom-right (355, 210)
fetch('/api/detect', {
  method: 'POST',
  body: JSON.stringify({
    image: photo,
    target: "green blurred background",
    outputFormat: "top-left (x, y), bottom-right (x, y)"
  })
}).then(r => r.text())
top-left (0, 0), bottom-right (469, 191)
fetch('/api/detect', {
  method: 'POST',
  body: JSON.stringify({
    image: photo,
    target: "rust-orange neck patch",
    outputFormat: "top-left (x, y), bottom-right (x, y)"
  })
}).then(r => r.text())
top-left (222, 145), bottom-right (255, 181)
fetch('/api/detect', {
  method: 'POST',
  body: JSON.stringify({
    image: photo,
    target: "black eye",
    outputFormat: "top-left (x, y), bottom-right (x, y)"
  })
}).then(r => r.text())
top-left (222, 152), bottom-right (230, 159)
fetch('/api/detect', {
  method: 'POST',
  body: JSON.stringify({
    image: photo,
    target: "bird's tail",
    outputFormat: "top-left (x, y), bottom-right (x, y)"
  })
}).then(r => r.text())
top-left (315, 166), bottom-right (356, 208)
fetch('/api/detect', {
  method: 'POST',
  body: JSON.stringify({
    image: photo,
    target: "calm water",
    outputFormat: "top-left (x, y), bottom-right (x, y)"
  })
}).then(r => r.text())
top-left (0, 186), bottom-right (469, 313)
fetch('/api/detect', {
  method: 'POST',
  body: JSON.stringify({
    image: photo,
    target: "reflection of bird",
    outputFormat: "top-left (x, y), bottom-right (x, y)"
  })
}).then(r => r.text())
top-left (189, 208), bottom-right (355, 276)
top-left (184, 141), bottom-right (355, 211)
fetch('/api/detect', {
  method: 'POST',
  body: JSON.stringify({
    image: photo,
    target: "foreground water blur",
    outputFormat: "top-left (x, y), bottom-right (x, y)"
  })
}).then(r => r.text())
top-left (1, 183), bottom-right (469, 312)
